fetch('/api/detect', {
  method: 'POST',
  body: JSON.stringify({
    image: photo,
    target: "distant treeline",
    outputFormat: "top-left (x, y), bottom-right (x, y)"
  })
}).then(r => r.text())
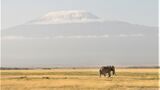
top-left (125, 66), bottom-right (160, 69)
top-left (0, 66), bottom-right (159, 70)
top-left (0, 67), bottom-right (51, 70)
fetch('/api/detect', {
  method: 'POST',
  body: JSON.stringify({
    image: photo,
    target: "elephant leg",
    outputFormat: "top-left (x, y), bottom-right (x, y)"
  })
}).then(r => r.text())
top-left (99, 70), bottom-right (102, 77)
top-left (99, 72), bottom-right (101, 77)
top-left (108, 72), bottom-right (111, 77)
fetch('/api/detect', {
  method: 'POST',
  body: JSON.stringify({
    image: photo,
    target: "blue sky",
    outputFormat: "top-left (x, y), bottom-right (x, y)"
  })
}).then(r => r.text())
top-left (2, 0), bottom-right (159, 29)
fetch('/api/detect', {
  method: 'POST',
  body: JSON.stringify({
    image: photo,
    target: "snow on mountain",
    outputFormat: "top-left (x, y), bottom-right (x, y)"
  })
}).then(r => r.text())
top-left (29, 10), bottom-right (103, 24)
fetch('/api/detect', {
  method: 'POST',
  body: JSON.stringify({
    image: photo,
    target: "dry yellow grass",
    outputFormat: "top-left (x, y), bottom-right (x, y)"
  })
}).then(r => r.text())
top-left (1, 68), bottom-right (159, 90)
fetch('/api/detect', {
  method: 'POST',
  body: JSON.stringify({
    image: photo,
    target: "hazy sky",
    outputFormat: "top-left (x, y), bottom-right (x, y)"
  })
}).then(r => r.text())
top-left (2, 0), bottom-right (158, 29)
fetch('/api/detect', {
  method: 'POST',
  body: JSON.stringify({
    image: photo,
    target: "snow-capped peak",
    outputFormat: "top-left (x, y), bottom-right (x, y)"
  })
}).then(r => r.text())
top-left (29, 10), bottom-right (103, 24)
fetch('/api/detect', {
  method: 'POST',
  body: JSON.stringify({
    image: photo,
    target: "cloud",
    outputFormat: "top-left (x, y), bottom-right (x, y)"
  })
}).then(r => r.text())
top-left (118, 34), bottom-right (144, 38)
top-left (130, 34), bottom-right (144, 37)
top-left (1, 36), bottom-right (50, 40)
top-left (2, 36), bottom-right (28, 40)
top-left (2, 34), bottom-right (144, 40)
top-left (119, 34), bottom-right (129, 37)
top-left (52, 35), bottom-right (109, 39)
top-left (2, 35), bottom-right (109, 40)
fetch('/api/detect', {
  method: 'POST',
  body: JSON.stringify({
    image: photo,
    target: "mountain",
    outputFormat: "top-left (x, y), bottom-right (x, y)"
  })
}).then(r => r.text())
top-left (1, 10), bottom-right (158, 67)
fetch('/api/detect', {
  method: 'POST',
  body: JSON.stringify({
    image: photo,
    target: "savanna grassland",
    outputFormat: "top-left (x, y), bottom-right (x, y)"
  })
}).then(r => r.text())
top-left (0, 68), bottom-right (159, 90)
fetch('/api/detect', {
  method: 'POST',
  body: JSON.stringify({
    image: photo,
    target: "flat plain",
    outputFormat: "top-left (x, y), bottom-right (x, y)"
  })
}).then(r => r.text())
top-left (0, 68), bottom-right (159, 90)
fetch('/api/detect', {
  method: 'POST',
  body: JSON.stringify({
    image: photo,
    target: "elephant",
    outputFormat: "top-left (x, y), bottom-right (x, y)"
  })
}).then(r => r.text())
top-left (99, 66), bottom-right (116, 77)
